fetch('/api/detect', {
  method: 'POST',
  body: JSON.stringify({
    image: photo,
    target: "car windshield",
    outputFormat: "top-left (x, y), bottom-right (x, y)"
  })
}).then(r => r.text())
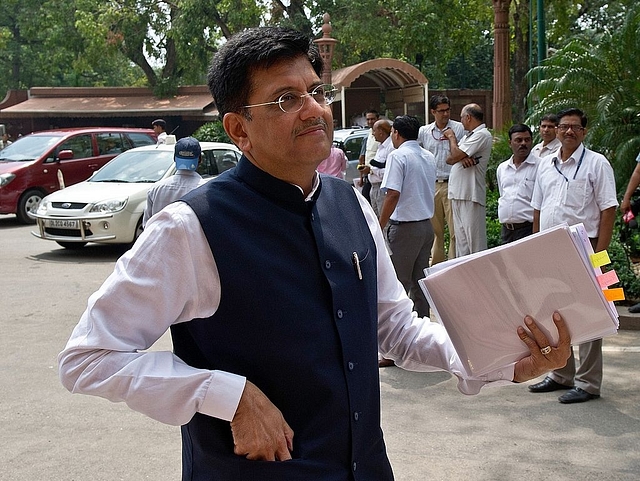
top-left (91, 149), bottom-right (174, 183)
top-left (0, 135), bottom-right (61, 162)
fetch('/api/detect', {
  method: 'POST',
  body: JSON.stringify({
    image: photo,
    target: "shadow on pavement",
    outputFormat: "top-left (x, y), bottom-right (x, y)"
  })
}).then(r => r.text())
top-left (28, 243), bottom-right (130, 264)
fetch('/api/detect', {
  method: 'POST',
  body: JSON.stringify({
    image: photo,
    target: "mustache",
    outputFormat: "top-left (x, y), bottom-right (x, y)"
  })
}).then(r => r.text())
top-left (294, 118), bottom-right (328, 135)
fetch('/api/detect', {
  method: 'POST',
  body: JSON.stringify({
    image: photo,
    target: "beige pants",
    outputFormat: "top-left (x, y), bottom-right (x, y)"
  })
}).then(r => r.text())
top-left (431, 181), bottom-right (455, 264)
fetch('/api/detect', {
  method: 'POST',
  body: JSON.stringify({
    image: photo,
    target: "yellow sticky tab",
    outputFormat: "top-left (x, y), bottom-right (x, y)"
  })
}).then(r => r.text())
top-left (603, 288), bottom-right (625, 302)
top-left (590, 250), bottom-right (611, 268)
top-left (597, 270), bottom-right (619, 289)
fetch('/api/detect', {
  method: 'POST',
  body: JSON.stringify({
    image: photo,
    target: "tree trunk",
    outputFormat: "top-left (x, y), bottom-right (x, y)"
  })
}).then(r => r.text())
top-left (512, 0), bottom-right (531, 123)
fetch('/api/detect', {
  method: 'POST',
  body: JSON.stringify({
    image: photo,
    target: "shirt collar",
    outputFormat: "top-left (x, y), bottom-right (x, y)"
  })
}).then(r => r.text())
top-left (554, 143), bottom-right (585, 164)
top-left (234, 156), bottom-right (321, 215)
top-left (509, 152), bottom-right (538, 167)
top-left (299, 172), bottom-right (320, 202)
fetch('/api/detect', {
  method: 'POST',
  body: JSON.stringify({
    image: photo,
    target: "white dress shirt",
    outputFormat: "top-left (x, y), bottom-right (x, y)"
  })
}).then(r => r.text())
top-left (496, 153), bottom-right (540, 224)
top-left (368, 135), bottom-right (395, 184)
top-left (532, 137), bottom-right (561, 158)
top-left (59, 184), bottom-right (515, 427)
top-left (156, 132), bottom-right (168, 145)
top-left (418, 120), bottom-right (465, 180)
top-left (531, 144), bottom-right (618, 237)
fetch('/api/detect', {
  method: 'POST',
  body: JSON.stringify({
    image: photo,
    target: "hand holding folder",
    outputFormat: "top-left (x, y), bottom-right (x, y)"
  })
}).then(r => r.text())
top-left (418, 224), bottom-right (620, 377)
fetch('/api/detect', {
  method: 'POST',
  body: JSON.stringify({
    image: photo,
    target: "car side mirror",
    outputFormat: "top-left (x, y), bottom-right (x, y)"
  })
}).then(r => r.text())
top-left (57, 150), bottom-right (74, 161)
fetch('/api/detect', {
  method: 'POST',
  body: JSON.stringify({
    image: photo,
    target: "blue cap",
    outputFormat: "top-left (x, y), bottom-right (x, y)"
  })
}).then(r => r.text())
top-left (174, 137), bottom-right (201, 170)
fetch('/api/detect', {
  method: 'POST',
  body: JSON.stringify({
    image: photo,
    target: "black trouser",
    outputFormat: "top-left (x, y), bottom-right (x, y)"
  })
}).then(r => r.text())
top-left (500, 222), bottom-right (533, 244)
top-left (361, 177), bottom-right (371, 203)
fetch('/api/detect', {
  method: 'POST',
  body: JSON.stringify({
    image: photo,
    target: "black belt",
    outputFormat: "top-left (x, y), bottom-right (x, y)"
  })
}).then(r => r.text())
top-left (502, 221), bottom-right (533, 231)
top-left (389, 219), bottom-right (429, 225)
top-left (436, 179), bottom-right (448, 183)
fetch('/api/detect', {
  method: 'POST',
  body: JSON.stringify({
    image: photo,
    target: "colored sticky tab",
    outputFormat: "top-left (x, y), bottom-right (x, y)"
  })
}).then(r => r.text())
top-left (597, 270), bottom-right (619, 289)
top-left (590, 250), bottom-right (611, 268)
top-left (602, 288), bottom-right (625, 302)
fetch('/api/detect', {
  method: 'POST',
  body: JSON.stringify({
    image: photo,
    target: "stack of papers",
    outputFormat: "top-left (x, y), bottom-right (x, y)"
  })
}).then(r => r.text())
top-left (418, 224), bottom-right (619, 377)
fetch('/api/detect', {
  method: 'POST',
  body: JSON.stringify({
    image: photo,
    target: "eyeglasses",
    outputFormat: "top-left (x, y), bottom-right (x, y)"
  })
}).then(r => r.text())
top-left (242, 84), bottom-right (337, 114)
top-left (557, 124), bottom-right (585, 132)
top-left (435, 108), bottom-right (451, 114)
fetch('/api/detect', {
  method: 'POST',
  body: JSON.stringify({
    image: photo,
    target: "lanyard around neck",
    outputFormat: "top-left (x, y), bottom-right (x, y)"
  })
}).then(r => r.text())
top-left (553, 147), bottom-right (586, 182)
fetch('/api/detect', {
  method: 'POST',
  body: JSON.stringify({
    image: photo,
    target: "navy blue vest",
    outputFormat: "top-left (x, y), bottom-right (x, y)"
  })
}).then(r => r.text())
top-left (175, 157), bottom-right (394, 480)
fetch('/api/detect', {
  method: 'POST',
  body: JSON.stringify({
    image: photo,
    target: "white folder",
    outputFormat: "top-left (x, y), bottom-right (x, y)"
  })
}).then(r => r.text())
top-left (418, 223), bottom-right (619, 377)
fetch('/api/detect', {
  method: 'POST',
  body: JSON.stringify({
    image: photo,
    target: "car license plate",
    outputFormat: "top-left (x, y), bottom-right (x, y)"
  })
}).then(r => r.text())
top-left (46, 219), bottom-right (79, 229)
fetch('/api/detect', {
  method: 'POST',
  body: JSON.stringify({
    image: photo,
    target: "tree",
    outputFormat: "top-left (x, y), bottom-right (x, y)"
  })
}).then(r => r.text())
top-left (0, 0), bottom-right (145, 97)
top-left (311, 0), bottom-right (493, 89)
top-left (526, 5), bottom-right (640, 189)
top-left (73, 0), bottom-right (268, 96)
top-left (544, 0), bottom-right (636, 49)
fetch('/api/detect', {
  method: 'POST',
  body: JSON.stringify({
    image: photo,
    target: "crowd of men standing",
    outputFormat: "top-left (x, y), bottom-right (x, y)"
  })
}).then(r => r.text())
top-left (344, 98), bottom-right (619, 404)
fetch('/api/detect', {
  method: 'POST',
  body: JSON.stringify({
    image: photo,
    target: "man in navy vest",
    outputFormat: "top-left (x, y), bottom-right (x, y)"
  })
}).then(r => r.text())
top-left (58, 27), bottom-right (571, 480)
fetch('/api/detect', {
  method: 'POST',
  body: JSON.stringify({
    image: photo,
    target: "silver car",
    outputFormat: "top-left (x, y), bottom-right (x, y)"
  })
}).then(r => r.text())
top-left (31, 141), bottom-right (241, 249)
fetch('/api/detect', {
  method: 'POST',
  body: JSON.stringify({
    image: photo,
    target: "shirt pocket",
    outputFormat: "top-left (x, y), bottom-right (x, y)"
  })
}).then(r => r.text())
top-left (565, 180), bottom-right (591, 209)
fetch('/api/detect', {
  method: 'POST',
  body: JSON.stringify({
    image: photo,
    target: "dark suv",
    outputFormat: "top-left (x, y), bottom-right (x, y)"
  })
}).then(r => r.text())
top-left (0, 127), bottom-right (156, 223)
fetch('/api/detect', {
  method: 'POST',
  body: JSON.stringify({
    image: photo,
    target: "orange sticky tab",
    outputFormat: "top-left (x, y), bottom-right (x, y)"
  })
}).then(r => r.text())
top-left (597, 270), bottom-right (619, 289)
top-left (603, 288), bottom-right (625, 302)
top-left (590, 250), bottom-right (611, 268)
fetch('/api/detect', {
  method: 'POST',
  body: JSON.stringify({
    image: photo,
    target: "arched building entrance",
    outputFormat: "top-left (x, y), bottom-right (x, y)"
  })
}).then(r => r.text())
top-left (331, 58), bottom-right (429, 128)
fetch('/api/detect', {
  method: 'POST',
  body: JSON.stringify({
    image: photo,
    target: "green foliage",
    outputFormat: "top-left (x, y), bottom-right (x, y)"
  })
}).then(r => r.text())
top-left (545, 0), bottom-right (637, 49)
top-left (526, 5), bottom-right (640, 191)
top-left (193, 121), bottom-right (232, 144)
top-left (310, 0), bottom-right (493, 89)
top-left (608, 235), bottom-right (640, 301)
top-left (153, 77), bottom-right (180, 99)
top-left (485, 188), bottom-right (501, 249)
top-left (444, 32), bottom-right (494, 90)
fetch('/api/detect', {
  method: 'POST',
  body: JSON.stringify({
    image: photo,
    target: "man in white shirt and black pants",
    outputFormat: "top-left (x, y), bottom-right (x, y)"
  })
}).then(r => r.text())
top-left (496, 124), bottom-right (540, 244)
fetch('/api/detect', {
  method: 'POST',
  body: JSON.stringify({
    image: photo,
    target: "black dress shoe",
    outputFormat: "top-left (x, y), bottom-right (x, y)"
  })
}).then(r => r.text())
top-left (558, 387), bottom-right (600, 404)
top-left (528, 376), bottom-right (573, 393)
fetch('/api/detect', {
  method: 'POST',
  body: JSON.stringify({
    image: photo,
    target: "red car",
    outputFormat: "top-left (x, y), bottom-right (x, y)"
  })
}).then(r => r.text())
top-left (0, 128), bottom-right (156, 223)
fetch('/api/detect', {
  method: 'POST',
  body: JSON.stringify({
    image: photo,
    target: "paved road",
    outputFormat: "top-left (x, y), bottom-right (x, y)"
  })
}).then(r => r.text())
top-left (1, 215), bottom-right (639, 480)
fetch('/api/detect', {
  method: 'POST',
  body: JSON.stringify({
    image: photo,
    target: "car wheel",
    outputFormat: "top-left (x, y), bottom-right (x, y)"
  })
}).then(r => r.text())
top-left (134, 217), bottom-right (143, 240)
top-left (125, 217), bottom-right (144, 249)
top-left (56, 241), bottom-right (88, 249)
top-left (16, 189), bottom-right (44, 224)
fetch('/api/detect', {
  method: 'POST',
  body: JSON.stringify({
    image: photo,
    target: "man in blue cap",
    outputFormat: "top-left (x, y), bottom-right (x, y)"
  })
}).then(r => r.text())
top-left (142, 136), bottom-right (204, 227)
